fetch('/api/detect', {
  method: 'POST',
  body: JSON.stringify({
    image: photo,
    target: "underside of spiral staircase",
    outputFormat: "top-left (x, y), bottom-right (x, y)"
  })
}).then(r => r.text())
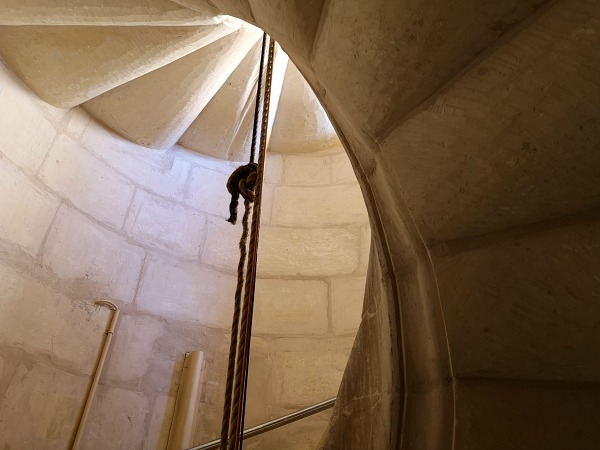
top-left (2, 0), bottom-right (600, 449)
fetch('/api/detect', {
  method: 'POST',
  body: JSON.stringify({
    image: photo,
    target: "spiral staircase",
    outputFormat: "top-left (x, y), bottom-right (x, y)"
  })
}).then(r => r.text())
top-left (2, 0), bottom-right (600, 449)
top-left (0, 5), bottom-right (338, 162)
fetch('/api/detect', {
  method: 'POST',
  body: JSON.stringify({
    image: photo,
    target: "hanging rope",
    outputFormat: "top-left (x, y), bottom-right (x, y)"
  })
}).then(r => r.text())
top-left (218, 197), bottom-right (251, 448)
top-left (249, 33), bottom-right (267, 165)
top-left (228, 37), bottom-right (275, 450)
top-left (219, 32), bottom-right (272, 450)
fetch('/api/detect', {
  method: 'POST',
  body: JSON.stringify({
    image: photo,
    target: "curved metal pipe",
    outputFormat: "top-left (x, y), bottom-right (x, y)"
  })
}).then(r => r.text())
top-left (72, 300), bottom-right (120, 450)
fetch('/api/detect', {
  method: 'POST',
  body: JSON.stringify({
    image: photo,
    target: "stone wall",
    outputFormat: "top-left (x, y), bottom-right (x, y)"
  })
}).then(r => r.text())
top-left (0, 61), bottom-right (369, 449)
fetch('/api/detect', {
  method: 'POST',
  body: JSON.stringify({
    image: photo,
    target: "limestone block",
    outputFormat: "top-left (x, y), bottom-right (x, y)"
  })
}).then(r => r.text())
top-left (331, 151), bottom-right (357, 184)
top-left (180, 149), bottom-right (238, 174)
top-left (185, 165), bottom-right (231, 217)
top-left (243, 341), bottom-right (273, 427)
top-left (42, 207), bottom-right (145, 303)
top-left (124, 189), bottom-right (207, 258)
top-left (269, 337), bottom-right (352, 405)
top-left (264, 153), bottom-right (284, 184)
top-left (271, 184), bottom-right (368, 227)
top-left (0, 262), bottom-right (109, 373)
top-left (284, 154), bottom-right (331, 186)
top-left (0, 358), bottom-right (88, 449)
top-left (258, 183), bottom-right (276, 224)
top-left (330, 277), bottom-right (366, 333)
top-left (102, 313), bottom-right (169, 389)
top-left (0, 157), bottom-right (60, 256)
top-left (0, 63), bottom-right (57, 172)
top-left (203, 219), bottom-right (360, 276)
top-left (80, 385), bottom-right (150, 450)
top-left (135, 253), bottom-right (236, 328)
top-left (83, 121), bottom-right (191, 201)
top-left (40, 134), bottom-right (135, 228)
top-left (253, 278), bottom-right (329, 334)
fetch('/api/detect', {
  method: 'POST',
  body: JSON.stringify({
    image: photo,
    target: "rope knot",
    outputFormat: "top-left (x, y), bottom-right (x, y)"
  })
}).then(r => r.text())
top-left (226, 162), bottom-right (258, 225)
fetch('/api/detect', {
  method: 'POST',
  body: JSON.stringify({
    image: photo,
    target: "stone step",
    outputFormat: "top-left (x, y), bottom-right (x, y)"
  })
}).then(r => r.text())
top-left (178, 39), bottom-right (262, 159)
top-left (269, 61), bottom-right (338, 154)
top-left (0, 21), bottom-right (240, 107)
top-left (0, 0), bottom-right (222, 26)
top-left (82, 25), bottom-right (262, 149)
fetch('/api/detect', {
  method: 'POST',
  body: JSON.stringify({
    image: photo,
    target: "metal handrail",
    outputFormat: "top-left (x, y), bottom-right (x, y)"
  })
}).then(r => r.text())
top-left (187, 397), bottom-right (336, 450)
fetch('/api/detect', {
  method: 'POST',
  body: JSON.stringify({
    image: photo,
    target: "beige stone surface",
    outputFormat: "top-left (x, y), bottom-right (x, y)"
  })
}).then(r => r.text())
top-left (454, 379), bottom-right (600, 450)
top-left (0, 157), bottom-right (60, 256)
top-left (135, 253), bottom-right (236, 328)
top-left (0, 47), bottom-right (369, 450)
top-left (434, 217), bottom-right (600, 382)
top-left (358, 226), bottom-right (371, 275)
top-left (380, 0), bottom-right (600, 242)
top-left (179, 40), bottom-right (261, 160)
top-left (83, 25), bottom-right (261, 149)
top-left (271, 184), bottom-right (368, 227)
top-left (42, 206), bottom-right (145, 303)
top-left (80, 385), bottom-right (150, 450)
top-left (0, 0), bottom-right (222, 26)
top-left (254, 278), bottom-right (329, 334)
top-left (185, 164), bottom-right (232, 218)
top-left (330, 276), bottom-right (366, 333)
top-left (200, 0), bottom-right (255, 23)
top-left (0, 262), bottom-right (108, 373)
top-left (203, 220), bottom-right (361, 276)
top-left (311, 0), bottom-right (544, 138)
top-left (270, 61), bottom-right (337, 154)
top-left (124, 189), bottom-right (207, 258)
top-left (102, 313), bottom-right (170, 390)
top-left (284, 154), bottom-right (331, 186)
top-left (264, 153), bottom-right (284, 185)
top-left (0, 358), bottom-right (88, 449)
top-left (270, 337), bottom-right (352, 406)
top-left (247, 0), bottom-right (325, 62)
top-left (0, 23), bottom-right (239, 107)
top-left (330, 151), bottom-right (357, 185)
top-left (225, 102), bottom-right (255, 163)
top-left (0, 63), bottom-right (58, 172)
top-left (40, 134), bottom-right (136, 229)
top-left (0, 0), bottom-right (594, 448)
top-left (82, 120), bottom-right (191, 202)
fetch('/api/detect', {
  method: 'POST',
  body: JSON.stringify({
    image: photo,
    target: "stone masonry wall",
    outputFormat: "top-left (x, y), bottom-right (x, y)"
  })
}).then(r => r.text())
top-left (0, 61), bottom-right (369, 449)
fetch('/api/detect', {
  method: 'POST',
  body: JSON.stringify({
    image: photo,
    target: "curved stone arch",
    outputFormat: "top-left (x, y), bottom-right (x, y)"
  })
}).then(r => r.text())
top-left (203, 3), bottom-right (456, 448)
